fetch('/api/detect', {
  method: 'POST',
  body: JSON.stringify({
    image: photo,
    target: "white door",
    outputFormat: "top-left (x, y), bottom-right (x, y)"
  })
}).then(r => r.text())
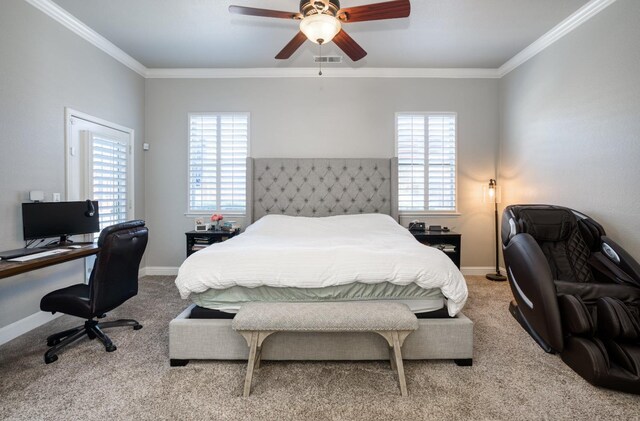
top-left (65, 109), bottom-right (134, 280)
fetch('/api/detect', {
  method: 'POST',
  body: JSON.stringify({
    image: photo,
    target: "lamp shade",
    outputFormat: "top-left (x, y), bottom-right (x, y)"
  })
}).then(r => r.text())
top-left (299, 14), bottom-right (341, 44)
top-left (482, 179), bottom-right (502, 204)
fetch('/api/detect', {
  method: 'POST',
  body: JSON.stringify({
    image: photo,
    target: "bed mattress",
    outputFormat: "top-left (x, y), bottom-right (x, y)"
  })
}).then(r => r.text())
top-left (176, 213), bottom-right (468, 316)
top-left (191, 282), bottom-right (445, 313)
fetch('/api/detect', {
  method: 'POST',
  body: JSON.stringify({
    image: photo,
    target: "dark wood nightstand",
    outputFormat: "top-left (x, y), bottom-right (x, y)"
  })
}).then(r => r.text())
top-left (410, 230), bottom-right (461, 269)
top-left (185, 229), bottom-right (240, 257)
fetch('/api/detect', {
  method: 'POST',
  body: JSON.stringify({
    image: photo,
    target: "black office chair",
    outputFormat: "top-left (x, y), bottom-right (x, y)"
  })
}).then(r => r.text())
top-left (40, 220), bottom-right (148, 364)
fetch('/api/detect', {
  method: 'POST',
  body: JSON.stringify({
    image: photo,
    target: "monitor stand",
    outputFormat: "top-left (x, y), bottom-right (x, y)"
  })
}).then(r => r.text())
top-left (49, 235), bottom-right (72, 247)
top-left (47, 235), bottom-right (95, 248)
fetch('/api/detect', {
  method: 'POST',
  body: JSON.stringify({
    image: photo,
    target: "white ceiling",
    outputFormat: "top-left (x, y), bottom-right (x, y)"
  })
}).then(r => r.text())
top-left (51, 0), bottom-right (589, 69)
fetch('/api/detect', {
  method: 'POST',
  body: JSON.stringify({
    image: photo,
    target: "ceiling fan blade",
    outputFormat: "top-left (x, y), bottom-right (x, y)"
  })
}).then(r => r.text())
top-left (333, 29), bottom-right (367, 62)
top-left (338, 0), bottom-right (410, 23)
top-left (275, 31), bottom-right (308, 59)
top-left (229, 5), bottom-right (302, 20)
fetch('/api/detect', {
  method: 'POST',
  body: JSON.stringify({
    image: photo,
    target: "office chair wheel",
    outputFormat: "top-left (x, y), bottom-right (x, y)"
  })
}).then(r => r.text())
top-left (44, 354), bottom-right (58, 364)
top-left (106, 344), bottom-right (117, 352)
top-left (47, 338), bottom-right (61, 347)
top-left (133, 324), bottom-right (143, 330)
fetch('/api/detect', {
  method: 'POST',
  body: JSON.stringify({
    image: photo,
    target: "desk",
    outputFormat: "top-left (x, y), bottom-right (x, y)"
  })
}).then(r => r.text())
top-left (0, 245), bottom-right (100, 279)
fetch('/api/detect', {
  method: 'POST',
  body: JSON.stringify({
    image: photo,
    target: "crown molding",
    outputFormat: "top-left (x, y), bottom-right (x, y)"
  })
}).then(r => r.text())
top-left (498, 0), bottom-right (616, 77)
top-left (145, 67), bottom-right (500, 79)
top-left (25, 0), bottom-right (615, 80)
top-left (24, 0), bottom-right (147, 77)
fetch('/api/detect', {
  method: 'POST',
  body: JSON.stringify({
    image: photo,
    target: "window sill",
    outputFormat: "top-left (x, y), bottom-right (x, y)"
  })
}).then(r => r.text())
top-left (399, 212), bottom-right (461, 218)
top-left (184, 212), bottom-right (247, 218)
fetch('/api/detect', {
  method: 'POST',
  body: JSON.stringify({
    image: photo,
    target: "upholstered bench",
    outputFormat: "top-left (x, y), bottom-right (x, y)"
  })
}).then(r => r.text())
top-left (232, 301), bottom-right (419, 397)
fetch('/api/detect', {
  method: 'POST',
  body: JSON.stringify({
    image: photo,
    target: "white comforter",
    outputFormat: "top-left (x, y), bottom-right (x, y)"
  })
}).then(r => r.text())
top-left (175, 214), bottom-right (468, 316)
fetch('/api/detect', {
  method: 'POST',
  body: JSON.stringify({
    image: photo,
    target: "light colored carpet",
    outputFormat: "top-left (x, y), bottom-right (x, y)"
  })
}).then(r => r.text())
top-left (0, 276), bottom-right (638, 420)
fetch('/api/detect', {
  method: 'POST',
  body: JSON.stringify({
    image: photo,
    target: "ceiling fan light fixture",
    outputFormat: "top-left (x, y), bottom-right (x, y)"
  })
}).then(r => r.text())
top-left (299, 14), bottom-right (341, 44)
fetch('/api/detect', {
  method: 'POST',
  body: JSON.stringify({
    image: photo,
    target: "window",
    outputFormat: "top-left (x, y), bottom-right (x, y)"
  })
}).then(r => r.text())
top-left (188, 113), bottom-right (249, 213)
top-left (396, 113), bottom-right (457, 212)
top-left (87, 132), bottom-right (131, 232)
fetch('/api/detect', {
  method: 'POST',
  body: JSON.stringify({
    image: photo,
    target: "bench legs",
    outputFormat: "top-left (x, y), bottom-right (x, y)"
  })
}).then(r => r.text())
top-left (239, 330), bottom-right (413, 397)
top-left (380, 331), bottom-right (411, 397)
top-left (240, 331), bottom-right (274, 397)
top-left (243, 333), bottom-right (259, 397)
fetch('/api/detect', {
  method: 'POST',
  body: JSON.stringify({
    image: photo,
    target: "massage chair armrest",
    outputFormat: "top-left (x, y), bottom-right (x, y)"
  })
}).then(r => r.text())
top-left (504, 233), bottom-right (563, 351)
top-left (554, 281), bottom-right (640, 307)
top-left (596, 236), bottom-right (640, 287)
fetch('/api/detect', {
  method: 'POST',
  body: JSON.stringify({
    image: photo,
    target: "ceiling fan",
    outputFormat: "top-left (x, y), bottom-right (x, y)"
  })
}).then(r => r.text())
top-left (229, 0), bottom-right (411, 62)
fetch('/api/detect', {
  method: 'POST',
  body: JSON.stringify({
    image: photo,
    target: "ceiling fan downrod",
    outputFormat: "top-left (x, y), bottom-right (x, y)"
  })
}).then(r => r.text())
top-left (318, 41), bottom-right (323, 76)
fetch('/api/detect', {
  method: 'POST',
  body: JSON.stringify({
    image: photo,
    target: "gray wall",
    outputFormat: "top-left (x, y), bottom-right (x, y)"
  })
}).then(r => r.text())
top-left (499, 0), bottom-right (640, 259)
top-left (0, 0), bottom-right (146, 329)
top-left (145, 77), bottom-right (500, 268)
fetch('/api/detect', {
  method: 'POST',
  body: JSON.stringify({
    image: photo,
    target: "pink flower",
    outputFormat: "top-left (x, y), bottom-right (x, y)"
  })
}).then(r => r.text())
top-left (210, 214), bottom-right (224, 222)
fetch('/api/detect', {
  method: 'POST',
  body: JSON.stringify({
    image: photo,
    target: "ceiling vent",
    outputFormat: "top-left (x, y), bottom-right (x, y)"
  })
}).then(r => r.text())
top-left (314, 56), bottom-right (342, 63)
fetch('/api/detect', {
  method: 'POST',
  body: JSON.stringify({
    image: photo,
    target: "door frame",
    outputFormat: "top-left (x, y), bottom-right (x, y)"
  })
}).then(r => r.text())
top-left (64, 107), bottom-right (135, 215)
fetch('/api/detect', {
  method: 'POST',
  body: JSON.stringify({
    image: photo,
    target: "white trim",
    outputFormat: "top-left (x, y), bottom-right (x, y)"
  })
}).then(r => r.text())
top-left (400, 212), bottom-right (462, 218)
top-left (146, 67), bottom-right (500, 79)
top-left (461, 266), bottom-right (508, 276)
top-left (498, 0), bottom-right (616, 76)
top-left (23, 0), bottom-right (147, 77)
top-left (144, 266), bottom-right (180, 276)
top-left (0, 311), bottom-right (63, 346)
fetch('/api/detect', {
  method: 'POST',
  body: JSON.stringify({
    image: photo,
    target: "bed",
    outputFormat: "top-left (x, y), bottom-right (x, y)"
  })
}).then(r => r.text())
top-left (169, 158), bottom-right (473, 364)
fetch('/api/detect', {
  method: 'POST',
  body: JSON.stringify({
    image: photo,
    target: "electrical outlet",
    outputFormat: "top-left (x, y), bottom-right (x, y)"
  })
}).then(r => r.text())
top-left (53, 193), bottom-right (61, 202)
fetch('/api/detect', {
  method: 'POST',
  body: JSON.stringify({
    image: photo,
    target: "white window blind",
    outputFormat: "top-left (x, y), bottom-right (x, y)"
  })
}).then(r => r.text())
top-left (89, 133), bottom-right (130, 231)
top-left (396, 113), bottom-right (457, 212)
top-left (189, 113), bottom-right (249, 213)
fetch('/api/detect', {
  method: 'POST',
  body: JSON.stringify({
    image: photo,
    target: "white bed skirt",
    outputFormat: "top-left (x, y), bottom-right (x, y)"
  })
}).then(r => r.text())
top-left (169, 305), bottom-right (473, 362)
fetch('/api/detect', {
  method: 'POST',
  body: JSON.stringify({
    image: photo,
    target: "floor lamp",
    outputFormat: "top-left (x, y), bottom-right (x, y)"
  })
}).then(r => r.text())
top-left (485, 179), bottom-right (506, 281)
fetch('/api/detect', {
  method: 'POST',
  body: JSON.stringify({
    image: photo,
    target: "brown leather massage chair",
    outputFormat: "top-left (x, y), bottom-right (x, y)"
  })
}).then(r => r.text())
top-left (501, 204), bottom-right (640, 394)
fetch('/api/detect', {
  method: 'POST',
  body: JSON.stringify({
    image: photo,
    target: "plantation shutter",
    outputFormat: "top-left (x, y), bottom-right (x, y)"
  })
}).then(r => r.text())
top-left (189, 113), bottom-right (249, 213)
top-left (89, 132), bottom-right (130, 231)
top-left (396, 113), bottom-right (456, 212)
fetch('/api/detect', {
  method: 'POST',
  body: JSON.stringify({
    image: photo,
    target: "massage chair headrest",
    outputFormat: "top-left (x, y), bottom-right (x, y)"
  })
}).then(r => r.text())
top-left (502, 205), bottom-right (581, 246)
top-left (502, 205), bottom-right (607, 250)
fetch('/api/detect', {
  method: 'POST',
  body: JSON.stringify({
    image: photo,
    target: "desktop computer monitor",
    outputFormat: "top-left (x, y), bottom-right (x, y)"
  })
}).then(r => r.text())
top-left (22, 201), bottom-right (100, 244)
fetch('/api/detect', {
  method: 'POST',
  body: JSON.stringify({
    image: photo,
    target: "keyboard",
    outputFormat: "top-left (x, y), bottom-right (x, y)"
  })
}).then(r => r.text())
top-left (7, 249), bottom-right (70, 262)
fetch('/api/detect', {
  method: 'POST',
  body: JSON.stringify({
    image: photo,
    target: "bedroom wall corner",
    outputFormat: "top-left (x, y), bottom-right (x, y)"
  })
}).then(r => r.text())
top-left (498, 0), bottom-right (640, 261)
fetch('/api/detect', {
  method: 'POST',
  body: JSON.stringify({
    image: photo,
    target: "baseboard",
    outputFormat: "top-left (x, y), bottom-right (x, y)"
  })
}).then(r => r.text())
top-left (142, 266), bottom-right (179, 276)
top-left (0, 311), bottom-right (62, 346)
top-left (461, 266), bottom-right (507, 276)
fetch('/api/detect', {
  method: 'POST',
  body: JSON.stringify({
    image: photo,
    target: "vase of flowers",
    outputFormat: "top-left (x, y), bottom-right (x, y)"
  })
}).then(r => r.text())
top-left (210, 213), bottom-right (223, 230)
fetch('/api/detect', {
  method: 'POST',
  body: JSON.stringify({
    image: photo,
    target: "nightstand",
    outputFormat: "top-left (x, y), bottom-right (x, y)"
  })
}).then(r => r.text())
top-left (185, 229), bottom-right (240, 257)
top-left (410, 230), bottom-right (461, 269)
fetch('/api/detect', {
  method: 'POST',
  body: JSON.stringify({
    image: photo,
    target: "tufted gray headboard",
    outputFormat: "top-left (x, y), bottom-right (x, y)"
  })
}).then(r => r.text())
top-left (246, 158), bottom-right (399, 223)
